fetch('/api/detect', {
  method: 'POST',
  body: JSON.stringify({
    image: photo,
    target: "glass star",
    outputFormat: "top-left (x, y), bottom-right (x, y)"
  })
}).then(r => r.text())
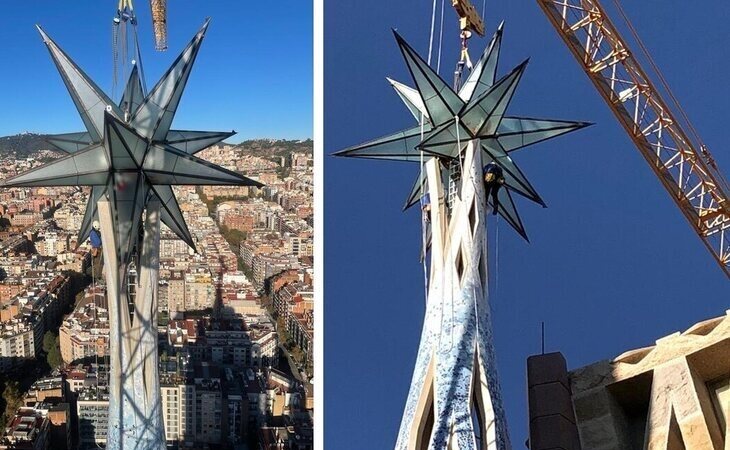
top-left (334, 23), bottom-right (590, 240)
top-left (3, 20), bottom-right (261, 266)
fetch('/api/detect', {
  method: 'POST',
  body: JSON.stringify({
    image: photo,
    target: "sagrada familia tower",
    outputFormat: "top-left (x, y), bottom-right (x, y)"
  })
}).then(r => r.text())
top-left (335, 24), bottom-right (589, 449)
top-left (3, 20), bottom-right (260, 449)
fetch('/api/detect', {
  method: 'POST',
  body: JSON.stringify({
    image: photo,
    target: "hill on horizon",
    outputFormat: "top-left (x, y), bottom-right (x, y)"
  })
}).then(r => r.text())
top-left (0, 133), bottom-right (61, 158)
top-left (0, 133), bottom-right (312, 159)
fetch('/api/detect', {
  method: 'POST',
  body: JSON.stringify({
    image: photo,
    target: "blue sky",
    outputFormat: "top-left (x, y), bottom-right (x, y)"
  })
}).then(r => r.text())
top-left (325, 0), bottom-right (729, 448)
top-left (0, 1), bottom-right (312, 141)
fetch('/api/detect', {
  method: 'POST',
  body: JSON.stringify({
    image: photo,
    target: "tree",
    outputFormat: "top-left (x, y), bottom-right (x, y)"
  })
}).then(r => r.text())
top-left (42, 332), bottom-right (62, 369)
top-left (276, 316), bottom-right (291, 345)
top-left (47, 344), bottom-right (62, 370)
top-left (239, 259), bottom-right (254, 280)
top-left (42, 331), bottom-right (55, 354)
top-left (2, 381), bottom-right (22, 426)
top-left (290, 347), bottom-right (304, 363)
top-left (276, 165), bottom-right (291, 180)
top-left (219, 226), bottom-right (242, 249)
top-left (260, 294), bottom-right (273, 310)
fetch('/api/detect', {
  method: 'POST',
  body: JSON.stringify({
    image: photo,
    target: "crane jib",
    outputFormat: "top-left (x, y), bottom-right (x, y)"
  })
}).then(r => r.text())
top-left (536, 0), bottom-right (730, 278)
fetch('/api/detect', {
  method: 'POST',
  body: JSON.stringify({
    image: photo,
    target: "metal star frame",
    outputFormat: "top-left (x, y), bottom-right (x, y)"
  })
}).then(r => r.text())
top-left (333, 23), bottom-right (591, 240)
top-left (3, 20), bottom-right (261, 266)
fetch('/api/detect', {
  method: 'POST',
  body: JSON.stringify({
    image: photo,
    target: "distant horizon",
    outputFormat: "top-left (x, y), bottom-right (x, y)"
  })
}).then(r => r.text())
top-left (0, 131), bottom-right (314, 145)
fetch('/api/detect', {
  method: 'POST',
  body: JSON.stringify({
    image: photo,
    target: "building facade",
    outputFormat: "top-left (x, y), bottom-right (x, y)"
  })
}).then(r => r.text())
top-left (527, 310), bottom-right (730, 450)
top-left (77, 388), bottom-right (109, 449)
top-left (59, 301), bottom-right (109, 365)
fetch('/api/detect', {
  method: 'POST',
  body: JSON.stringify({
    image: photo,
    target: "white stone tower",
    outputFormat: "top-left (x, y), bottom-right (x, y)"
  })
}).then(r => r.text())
top-left (334, 25), bottom-right (590, 450)
top-left (3, 21), bottom-right (261, 449)
top-left (395, 141), bottom-right (510, 449)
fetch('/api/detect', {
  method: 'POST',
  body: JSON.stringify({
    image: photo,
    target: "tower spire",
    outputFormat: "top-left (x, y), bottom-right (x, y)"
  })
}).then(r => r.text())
top-left (333, 26), bottom-right (589, 449)
top-left (5, 21), bottom-right (261, 449)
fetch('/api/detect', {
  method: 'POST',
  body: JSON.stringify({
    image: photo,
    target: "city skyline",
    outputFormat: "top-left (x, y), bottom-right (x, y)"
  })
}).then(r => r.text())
top-left (0, 134), bottom-right (314, 449)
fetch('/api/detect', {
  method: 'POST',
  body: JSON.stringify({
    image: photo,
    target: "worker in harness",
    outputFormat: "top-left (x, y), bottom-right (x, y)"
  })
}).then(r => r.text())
top-left (483, 162), bottom-right (505, 215)
top-left (421, 192), bottom-right (432, 223)
top-left (419, 192), bottom-right (432, 267)
top-left (88, 221), bottom-right (103, 280)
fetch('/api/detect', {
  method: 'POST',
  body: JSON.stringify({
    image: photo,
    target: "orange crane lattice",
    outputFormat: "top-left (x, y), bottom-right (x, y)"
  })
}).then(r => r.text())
top-left (536, 0), bottom-right (730, 278)
top-left (150, 0), bottom-right (168, 51)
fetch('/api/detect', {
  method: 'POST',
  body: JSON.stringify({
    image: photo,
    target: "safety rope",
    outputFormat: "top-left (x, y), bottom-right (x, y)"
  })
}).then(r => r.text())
top-left (92, 235), bottom-right (98, 399)
top-left (420, 0), bottom-right (439, 305)
top-left (455, 116), bottom-right (464, 178)
top-left (427, 0), bottom-right (438, 64)
top-left (121, 22), bottom-right (128, 99)
top-left (494, 215), bottom-right (499, 298)
top-left (436, 0), bottom-right (446, 74)
top-left (132, 24), bottom-right (147, 95)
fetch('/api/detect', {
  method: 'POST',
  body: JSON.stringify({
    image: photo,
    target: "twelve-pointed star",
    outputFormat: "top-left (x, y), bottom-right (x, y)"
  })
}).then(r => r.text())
top-left (333, 24), bottom-right (591, 240)
top-left (3, 20), bottom-right (262, 266)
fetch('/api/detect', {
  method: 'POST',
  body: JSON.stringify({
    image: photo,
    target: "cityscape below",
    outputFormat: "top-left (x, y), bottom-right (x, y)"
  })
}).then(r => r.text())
top-left (0, 137), bottom-right (313, 449)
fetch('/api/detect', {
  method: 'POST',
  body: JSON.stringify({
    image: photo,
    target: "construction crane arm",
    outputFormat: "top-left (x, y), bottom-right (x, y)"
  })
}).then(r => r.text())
top-left (150, 0), bottom-right (168, 51)
top-left (536, 0), bottom-right (730, 277)
top-left (452, 0), bottom-right (485, 36)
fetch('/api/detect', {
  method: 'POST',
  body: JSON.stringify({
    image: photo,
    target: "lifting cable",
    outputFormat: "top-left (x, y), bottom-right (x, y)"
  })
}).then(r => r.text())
top-left (436, 0), bottom-right (446, 74)
top-left (92, 237), bottom-right (99, 399)
top-left (122, 22), bottom-right (129, 94)
top-left (132, 24), bottom-right (148, 95)
top-left (113, 1), bottom-right (141, 104)
top-left (427, 0), bottom-right (438, 64)
top-left (420, 0), bottom-right (440, 306)
top-left (478, 0), bottom-right (499, 303)
top-left (112, 23), bottom-right (120, 100)
top-left (494, 215), bottom-right (499, 298)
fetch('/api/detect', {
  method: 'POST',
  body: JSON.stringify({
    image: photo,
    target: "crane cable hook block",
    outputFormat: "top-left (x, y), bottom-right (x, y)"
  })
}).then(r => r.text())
top-left (115, 0), bottom-right (137, 25)
top-left (451, 0), bottom-right (484, 90)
